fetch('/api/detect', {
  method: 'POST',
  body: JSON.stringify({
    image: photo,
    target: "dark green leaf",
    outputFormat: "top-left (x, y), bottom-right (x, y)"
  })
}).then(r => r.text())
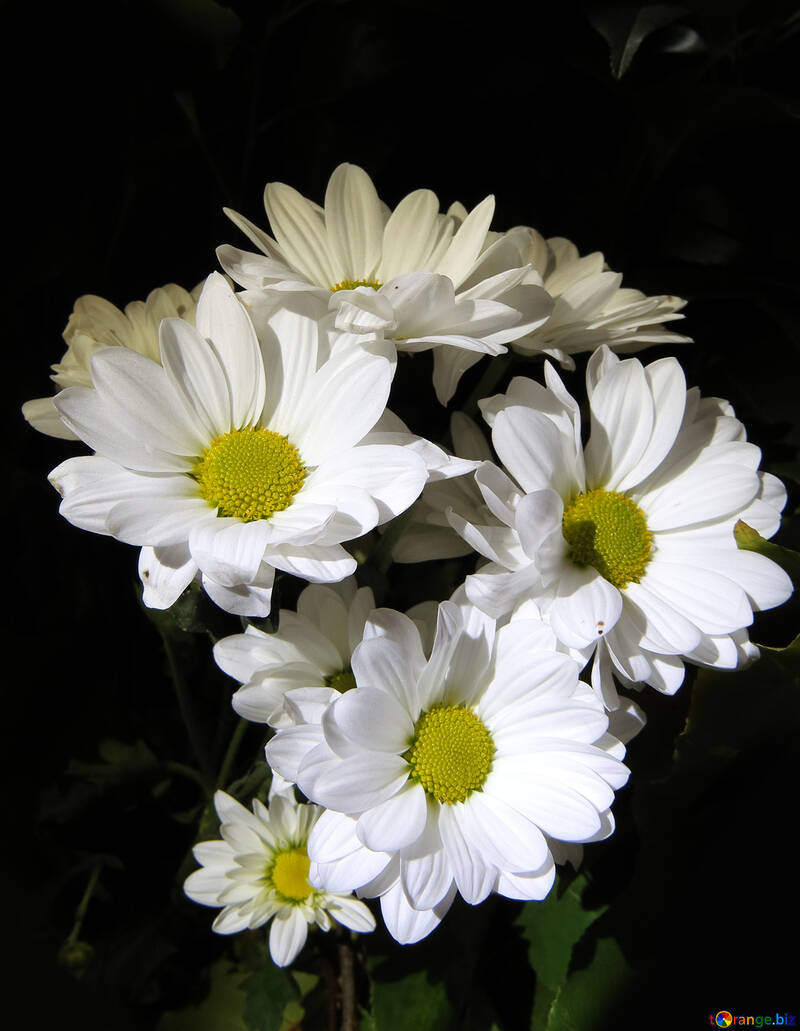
top-left (516, 873), bottom-right (607, 995)
top-left (242, 962), bottom-right (300, 1031)
top-left (370, 969), bottom-right (455, 1031)
top-left (544, 938), bottom-right (634, 1031)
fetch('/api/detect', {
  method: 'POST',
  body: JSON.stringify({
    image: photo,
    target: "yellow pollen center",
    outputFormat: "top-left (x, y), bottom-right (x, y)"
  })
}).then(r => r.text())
top-left (330, 278), bottom-right (383, 292)
top-left (562, 489), bottom-right (652, 589)
top-left (325, 669), bottom-right (357, 693)
top-left (270, 847), bottom-right (312, 902)
top-left (405, 705), bottom-right (494, 805)
top-left (193, 427), bottom-right (306, 522)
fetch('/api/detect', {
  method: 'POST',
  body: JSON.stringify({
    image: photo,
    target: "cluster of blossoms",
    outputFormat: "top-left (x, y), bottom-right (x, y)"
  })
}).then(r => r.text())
top-left (25, 164), bottom-right (792, 966)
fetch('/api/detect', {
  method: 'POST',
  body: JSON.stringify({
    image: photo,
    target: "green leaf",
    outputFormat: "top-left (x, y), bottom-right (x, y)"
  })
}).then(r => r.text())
top-left (242, 961), bottom-right (300, 1031)
top-left (370, 969), bottom-right (455, 1031)
top-left (544, 938), bottom-right (634, 1031)
top-left (587, 3), bottom-right (687, 78)
top-left (516, 873), bottom-right (607, 996)
top-left (68, 738), bottom-right (159, 786)
top-left (158, 959), bottom-right (249, 1031)
top-left (672, 634), bottom-right (800, 796)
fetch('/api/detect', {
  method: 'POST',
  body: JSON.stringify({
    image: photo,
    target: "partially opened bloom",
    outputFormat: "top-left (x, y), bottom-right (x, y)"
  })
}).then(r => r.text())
top-left (214, 578), bottom-right (375, 726)
top-left (22, 282), bottom-right (200, 439)
top-left (451, 347), bottom-right (792, 706)
top-left (510, 229), bottom-right (690, 366)
top-left (218, 163), bottom-right (553, 403)
top-left (184, 791), bottom-right (375, 966)
top-left (214, 577), bottom-right (439, 727)
top-left (49, 273), bottom-right (428, 616)
top-left (267, 599), bottom-right (628, 943)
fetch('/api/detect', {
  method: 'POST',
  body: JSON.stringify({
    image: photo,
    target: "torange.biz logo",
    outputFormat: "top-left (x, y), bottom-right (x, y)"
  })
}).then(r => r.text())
top-left (709, 1014), bottom-right (796, 1027)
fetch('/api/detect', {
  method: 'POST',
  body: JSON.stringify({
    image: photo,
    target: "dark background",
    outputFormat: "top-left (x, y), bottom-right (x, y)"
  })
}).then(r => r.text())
top-left (5, 1), bottom-right (800, 1028)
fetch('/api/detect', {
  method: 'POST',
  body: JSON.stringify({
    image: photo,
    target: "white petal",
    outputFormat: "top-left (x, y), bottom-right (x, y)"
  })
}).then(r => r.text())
top-left (549, 568), bottom-right (623, 649)
top-left (325, 894), bottom-right (376, 933)
top-left (325, 163), bottom-right (384, 281)
top-left (437, 805), bottom-right (495, 905)
top-left (269, 907), bottom-right (309, 966)
top-left (356, 783), bottom-right (427, 852)
top-left (379, 881), bottom-right (453, 944)
top-left (139, 544), bottom-right (197, 609)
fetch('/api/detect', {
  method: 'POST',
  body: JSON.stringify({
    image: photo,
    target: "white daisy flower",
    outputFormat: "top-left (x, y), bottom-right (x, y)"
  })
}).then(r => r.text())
top-left (215, 576), bottom-right (440, 727)
top-left (390, 411), bottom-right (492, 564)
top-left (509, 229), bottom-right (691, 366)
top-left (266, 599), bottom-right (629, 943)
top-left (22, 282), bottom-right (200, 439)
top-left (450, 347), bottom-right (793, 707)
top-left (48, 273), bottom-right (428, 617)
top-left (217, 162), bottom-right (553, 404)
top-left (184, 790), bottom-right (375, 966)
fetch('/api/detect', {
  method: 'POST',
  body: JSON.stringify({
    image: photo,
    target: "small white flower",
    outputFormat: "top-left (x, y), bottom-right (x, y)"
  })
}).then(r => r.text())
top-left (218, 163), bottom-right (553, 404)
top-left (510, 229), bottom-right (691, 366)
top-left (48, 273), bottom-right (428, 616)
top-left (390, 411), bottom-right (492, 564)
top-left (215, 576), bottom-right (440, 727)
top-left (266, 599), bottom-right (628, 944)
top-left (184, 791), bottom-right (375, 966)
top-left (22, 282), bottom-right (200, 439)
top-left (450, 347), bottom-right (793, 706)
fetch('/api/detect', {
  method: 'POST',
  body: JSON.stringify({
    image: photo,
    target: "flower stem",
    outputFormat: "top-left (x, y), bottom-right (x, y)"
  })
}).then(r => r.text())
top-left (337, 932), bottom-right (356, 1031)
top-left (160, 630), bottom-right (215, 793)
top-left (216, 718), bottom-right (248, 789)
top-left (66, 861), bottom-right (103, 947)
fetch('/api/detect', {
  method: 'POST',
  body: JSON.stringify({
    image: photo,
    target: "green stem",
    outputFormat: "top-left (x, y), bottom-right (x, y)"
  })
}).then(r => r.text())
top-left (337, 931), bottom-right (356, 1031)
top-left (66, 862), bottom-right (102, 947)
top-left (216, 718), bottom-right (249, 789)
top-left (160, 631), bottom-right (214, 793)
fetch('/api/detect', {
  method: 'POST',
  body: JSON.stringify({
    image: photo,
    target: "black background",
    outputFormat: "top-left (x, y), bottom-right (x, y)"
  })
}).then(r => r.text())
top-left (5, 1), bottom-right (800, 1028)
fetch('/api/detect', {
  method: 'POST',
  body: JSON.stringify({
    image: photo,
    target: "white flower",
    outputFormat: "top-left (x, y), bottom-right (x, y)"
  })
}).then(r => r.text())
top-left (218, 163), bottom-right (553, 404)
top-left (215, 576), bottom-right (440, 727)
top-left (48, 273), bottom-right (428, 617)
top-left (184, 791), bottom-right (375, 966)
top-left (451, 347), bottom-right (793, 707)
top-left (266, 599), bottom-right (628, 944)
top-left (509, 229), bottom-right (691, 366)
top-left (390, 411), bottom-right (492, 563)
top-left (22, 282), bottom-right (200, 439)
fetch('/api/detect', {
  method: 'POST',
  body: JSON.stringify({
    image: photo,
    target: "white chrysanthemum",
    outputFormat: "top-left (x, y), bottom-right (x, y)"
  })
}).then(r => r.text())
top-left (218, 163), bottom-right (553, 404)
top-left (509, 229), bottom-right (691, 366)
top-left (266, 599), bottom-right (628, 944)
top-left (22, 282), bottom-right (200, 439)
top-left (390, 411), bottom-right (492, 563)
top-left (184, 791), bottom-right (375, 966)
top-left (450, 347), bottom-right (792, 707)
top-left (48, 273), bottom-right (428, 617)
top-left (215, 576), bottom-right (439, 727)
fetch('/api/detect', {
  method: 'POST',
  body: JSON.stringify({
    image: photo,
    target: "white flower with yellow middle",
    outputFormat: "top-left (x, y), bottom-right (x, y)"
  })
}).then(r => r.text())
top-left (218, 163), bottom-right (553, 404)
top-left (184, 791), bottom-right (375, 966)
top-left (48, 273), bottom-right (428, 616)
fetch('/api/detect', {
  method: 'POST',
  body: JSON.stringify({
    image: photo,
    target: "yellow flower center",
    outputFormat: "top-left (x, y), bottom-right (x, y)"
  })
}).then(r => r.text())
top-left (405, 705), bottom-right (494, 805)
top-left (330, 278), bottom-right (383, 292)
top-left (270, 847), bottom-right (312, 903)
top-left (325, 669), bottom-right (357, 693)
top-left (562, 489), bottom-right (652, 589)
top-left (193, 427), bottom-right (306, 522)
